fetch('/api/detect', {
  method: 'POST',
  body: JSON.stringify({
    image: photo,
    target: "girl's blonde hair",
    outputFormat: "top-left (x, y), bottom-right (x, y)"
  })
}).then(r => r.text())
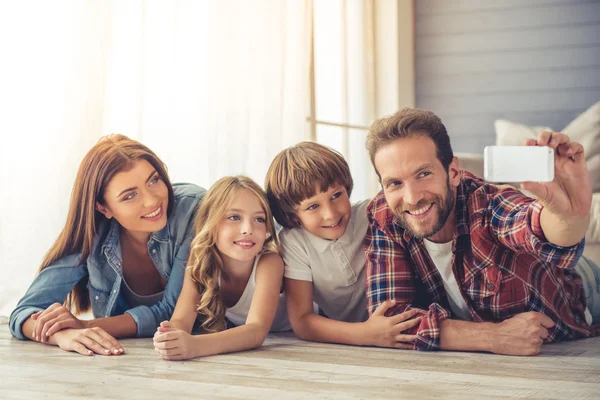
top-left (187, 176), bottom-right (279, 332)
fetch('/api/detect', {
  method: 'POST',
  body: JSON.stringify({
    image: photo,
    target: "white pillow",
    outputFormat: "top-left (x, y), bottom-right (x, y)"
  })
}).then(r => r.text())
top-left (494, 101), bottom-right (600, 193)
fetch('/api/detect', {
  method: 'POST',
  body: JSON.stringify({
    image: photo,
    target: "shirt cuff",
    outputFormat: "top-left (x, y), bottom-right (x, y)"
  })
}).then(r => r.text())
top-left (125, 306), bottom-right (157, 337)
top-left (415, 303), bottom-right (450, 351)
top-left (284, 269), bottom-right (313, 282)
top-left (9, 307), bottom-right (43, 340)
top-left (528, 201), bottom-right (585, 268)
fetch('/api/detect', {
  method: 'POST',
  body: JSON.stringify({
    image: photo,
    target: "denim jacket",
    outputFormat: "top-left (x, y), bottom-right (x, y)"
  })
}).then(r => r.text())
top-left (10, 183), bottom-right (205, 339)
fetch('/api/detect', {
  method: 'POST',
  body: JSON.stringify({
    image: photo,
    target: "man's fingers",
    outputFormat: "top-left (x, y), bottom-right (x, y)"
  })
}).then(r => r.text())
top-left (539, 131), bottom-right (569, 148)
top-left (557, 142), bottom-right (584, 159)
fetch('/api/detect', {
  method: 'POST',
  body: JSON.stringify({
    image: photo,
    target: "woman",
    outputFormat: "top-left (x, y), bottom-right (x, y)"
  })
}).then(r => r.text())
top-left (9, 134), bottom-right (205, 356)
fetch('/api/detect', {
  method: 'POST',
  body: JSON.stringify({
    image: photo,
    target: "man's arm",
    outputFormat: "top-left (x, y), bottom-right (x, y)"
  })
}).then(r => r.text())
top-left (364, 214), bottom-right (450, 350)
top-left (524, 132), bottom-right (591, 247)
top-left (365, 213), bottom-right (555, 355)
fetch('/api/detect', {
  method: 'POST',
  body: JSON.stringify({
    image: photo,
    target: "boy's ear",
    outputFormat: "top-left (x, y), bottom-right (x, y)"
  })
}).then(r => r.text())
top-left (96, 202), bottom-right (113, 219)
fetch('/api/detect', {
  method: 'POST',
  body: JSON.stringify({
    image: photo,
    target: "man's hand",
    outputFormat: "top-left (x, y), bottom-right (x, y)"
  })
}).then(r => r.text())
top-left (522, 132), bottom-right (592, 220)
top-left (491, 312), bottom-right (555, 356)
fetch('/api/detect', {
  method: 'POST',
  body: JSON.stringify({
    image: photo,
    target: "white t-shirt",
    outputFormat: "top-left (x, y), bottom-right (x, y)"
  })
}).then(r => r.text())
top-left (280, 200), bottom-right (370, 323)
top-left (422, 239), bottom-right (472, 321)
top-left (222, 252), bottom-right (291, 332)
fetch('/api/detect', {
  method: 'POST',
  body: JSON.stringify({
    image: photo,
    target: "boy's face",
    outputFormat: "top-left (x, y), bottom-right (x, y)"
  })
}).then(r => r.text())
top-left (295, 183), bottom-right (352, 240)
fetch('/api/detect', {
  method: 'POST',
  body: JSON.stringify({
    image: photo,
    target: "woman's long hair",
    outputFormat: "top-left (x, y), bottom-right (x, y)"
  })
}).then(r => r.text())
top-left (39, 134), bottom-right (174, 314)
top-left (188, 176), bottom-right (279, 332)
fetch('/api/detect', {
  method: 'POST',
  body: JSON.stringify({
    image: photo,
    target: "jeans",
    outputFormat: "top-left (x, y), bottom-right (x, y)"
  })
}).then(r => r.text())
top-left (575, 257), bottom-right (600, 325)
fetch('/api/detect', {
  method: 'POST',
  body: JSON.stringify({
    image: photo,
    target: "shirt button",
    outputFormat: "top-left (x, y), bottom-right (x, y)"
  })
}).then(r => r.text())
top-left (152, 249), bottom-right (157, 254)
top-left (113, 290), bottom-right (117, 294)
top-left (95, 296), bottom-right (99, 301)
top-left (487, 284), bottom-right (495, 291)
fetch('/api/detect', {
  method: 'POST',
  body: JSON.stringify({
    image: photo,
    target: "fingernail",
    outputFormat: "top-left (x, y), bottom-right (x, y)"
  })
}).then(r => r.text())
top-left (105, 349), bottom-right (110, 353)
top-left (119, 348), bottom-right (124, 352)
top-left (113, 349), bottom-right (119, 354)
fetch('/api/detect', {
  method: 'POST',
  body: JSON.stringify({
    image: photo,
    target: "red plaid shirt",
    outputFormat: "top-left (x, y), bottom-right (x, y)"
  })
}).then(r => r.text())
top-left (365, 171), bottom-right (599, 351)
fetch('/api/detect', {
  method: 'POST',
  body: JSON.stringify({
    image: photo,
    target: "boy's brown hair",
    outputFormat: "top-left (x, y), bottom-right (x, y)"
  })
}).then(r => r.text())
top-left (265, 141), bottom-right (353, 229)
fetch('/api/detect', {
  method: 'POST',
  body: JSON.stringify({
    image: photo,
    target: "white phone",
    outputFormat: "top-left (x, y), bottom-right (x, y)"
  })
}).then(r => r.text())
top-left (483, 146), bottom-right (554, 182)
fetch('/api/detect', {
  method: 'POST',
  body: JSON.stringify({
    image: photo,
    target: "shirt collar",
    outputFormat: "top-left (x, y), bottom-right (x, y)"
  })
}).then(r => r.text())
top-left (305, 214), bottom-right (355, 253)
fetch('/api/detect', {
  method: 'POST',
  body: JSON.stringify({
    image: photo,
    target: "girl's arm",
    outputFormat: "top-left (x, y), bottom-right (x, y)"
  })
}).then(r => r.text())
top-left (153, 252), bottom-right (283, 360)
top-left (168, 268), bottom-right (201, 333)
top-left (286, 278), bottom-right (420, 348)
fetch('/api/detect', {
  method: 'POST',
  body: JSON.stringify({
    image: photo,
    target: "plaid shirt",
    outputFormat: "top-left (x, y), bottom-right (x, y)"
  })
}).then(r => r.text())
top-left (365, 171), bottom-right (599, 351)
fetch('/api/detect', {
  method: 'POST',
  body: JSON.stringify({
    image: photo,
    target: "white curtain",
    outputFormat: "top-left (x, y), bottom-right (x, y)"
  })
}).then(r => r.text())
top-left (0, 0), bottom-right (311, 316)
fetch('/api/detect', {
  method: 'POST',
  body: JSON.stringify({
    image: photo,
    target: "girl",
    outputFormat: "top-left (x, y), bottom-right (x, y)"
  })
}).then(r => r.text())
top-left (153, 176), bottom-right (289, 360)
top-left (9, 134), bottom-right (205, 356)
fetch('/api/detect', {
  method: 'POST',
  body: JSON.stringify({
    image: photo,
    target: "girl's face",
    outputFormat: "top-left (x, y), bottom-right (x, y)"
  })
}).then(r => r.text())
top-left (215, 189), bottom-right (267, 265)
top-left (97, 159), bottom-right (169, 235)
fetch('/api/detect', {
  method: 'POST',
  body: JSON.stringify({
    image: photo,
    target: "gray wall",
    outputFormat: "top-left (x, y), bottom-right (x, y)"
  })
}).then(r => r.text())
top-left (415, 0), bottom-right (600, 153)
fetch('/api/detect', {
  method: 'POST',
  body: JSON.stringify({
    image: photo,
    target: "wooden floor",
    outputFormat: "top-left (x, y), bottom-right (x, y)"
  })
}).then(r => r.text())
top-left (1, 317), bottom-right (599, 399)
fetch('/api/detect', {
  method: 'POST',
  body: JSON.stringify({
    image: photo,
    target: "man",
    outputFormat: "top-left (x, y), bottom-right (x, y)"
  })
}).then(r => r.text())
top-left (364, 108), bottom-right (600, 355)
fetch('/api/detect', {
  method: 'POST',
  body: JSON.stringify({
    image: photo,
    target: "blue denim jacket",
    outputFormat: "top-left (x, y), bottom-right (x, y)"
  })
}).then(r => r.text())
top-left (10, 183), bottom-right (205, 339)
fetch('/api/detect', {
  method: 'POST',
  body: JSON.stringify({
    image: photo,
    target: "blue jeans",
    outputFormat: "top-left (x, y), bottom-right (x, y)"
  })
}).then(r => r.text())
top-left (575, 257), bottom-right (600, 325)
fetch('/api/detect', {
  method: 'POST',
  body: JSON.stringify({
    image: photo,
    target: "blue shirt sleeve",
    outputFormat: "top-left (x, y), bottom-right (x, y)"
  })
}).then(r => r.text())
top-left (9, 254), bottom-right (88, 340)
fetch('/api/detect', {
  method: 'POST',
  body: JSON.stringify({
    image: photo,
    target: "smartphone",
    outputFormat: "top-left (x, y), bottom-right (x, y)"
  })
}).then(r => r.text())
top-left (483, 146), bottom-right (554, 182)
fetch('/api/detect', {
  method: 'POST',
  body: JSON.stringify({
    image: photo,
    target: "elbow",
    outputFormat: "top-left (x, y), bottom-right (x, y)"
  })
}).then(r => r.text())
top-left (289, 313), bottom-right (313, 341)
top-left (246, 323), bottom-right (270, 349)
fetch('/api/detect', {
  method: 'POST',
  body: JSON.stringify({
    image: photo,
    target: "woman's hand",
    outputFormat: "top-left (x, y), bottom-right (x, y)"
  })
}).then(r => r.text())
top-left (53, 327), bottom-right (124, 356)
top-left (362, 300), bottom-right (422, 348)
top-left (153, 321), bottom-right (199, 361)
top-left (32, 303), bottom-right (86, 343)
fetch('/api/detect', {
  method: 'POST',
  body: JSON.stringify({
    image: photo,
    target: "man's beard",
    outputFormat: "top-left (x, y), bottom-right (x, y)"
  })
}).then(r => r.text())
top-left (392, 177), bottom-right (455, 239)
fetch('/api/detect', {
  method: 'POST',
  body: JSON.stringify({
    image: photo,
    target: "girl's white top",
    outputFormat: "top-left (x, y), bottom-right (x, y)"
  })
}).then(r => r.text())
top-left (223, 252), bottom-right (291, 332)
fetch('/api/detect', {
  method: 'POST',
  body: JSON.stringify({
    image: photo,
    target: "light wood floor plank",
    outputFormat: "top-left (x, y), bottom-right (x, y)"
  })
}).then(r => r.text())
top-left (1, 318), bottom-right (598, 399)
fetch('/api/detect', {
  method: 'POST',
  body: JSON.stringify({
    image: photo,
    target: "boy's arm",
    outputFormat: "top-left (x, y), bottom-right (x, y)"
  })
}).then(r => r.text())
top-left (286, 278), bottom-right (419, 348)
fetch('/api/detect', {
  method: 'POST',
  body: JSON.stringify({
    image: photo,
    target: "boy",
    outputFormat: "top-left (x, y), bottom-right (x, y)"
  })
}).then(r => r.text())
top-left (265, 142), bottom-right (420, 347)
